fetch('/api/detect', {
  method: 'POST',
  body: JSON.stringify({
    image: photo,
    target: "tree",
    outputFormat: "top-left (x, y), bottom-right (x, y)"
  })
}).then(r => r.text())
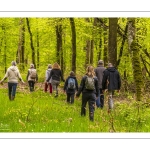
top-left (17, 18), bottom-right (25, 70)
top-left (70, 18), bottom-right (76, 74)
top-left (26, 18), bottom-right (36, 68)
top-left (108, 18), bottom-right (118, 67)
top-left (127, 18), bottom-right (143, 101)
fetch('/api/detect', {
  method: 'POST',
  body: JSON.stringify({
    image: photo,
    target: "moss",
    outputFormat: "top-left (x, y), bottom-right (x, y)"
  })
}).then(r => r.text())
top-left (130, 40), bottom-right (143, 101)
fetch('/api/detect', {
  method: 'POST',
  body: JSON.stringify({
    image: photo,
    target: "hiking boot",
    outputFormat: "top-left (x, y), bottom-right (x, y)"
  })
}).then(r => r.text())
top-left (9, 95), bottom-right (11, 100)
top-left (11, 96), bottom-right (15, 100)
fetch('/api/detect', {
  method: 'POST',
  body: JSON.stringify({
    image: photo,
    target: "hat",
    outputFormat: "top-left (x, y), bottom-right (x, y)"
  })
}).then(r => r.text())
top-left (11, 61), bottom-right (17, 66)
top-left (98, 60), bottom-right (104, 65)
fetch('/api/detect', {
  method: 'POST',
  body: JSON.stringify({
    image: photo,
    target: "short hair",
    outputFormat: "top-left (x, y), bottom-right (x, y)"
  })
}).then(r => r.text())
top-left (11, 61), bottom-right (17, 66)
top-left (30, 64), bottom-right (34, 68)
top-left (48, 64), bottom-right (52, 69)
top-left (98, 60), bottom-right (104, 65)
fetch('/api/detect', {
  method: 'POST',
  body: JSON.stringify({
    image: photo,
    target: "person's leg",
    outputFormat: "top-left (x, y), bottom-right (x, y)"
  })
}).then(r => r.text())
top-left (88, 93), bottom-right (96, 121)
top-left (96, 89), bottom-right (100, 108)
top-left (28, 81), bottom-right (32, 92)
top-left (8, 82), bottom-right (12, 100)
top-left (49, 83), bottom-right (52, 94)
top-left (70, 93), bottom-right (75, 104)
top-left (51, 80), bottom-right (57, 96)
top-left (67, 93), bottom-right (70, 103)
top-left (11, 83), bottom-right (17, 100)
top-left (44, 82), bottom-right (48, 92)
top-left (55, 81), bottom-right (60, 97)
top-left (100, 89), bottom-right (104, 108)
top-left (81, 93), bottom-right (88, 116)
top-left (108, 90), bottom-right (114, 110)
top-left (32, 81), bottom-right (35, 91)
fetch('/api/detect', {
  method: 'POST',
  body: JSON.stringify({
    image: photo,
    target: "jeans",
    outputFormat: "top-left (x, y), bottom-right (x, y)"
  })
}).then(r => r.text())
top-left (96, 89), bottom-right (104, 108)
top-left (8, 82), bottom-right (17, 97)
top-left (28, 81), bottom-right (35, 92)
top-left (51, 80), bottom-right (60, 96)
top-left (81, 93), bottom-right (96, 121)
top-left (67, 93), bottom-right (75, 104)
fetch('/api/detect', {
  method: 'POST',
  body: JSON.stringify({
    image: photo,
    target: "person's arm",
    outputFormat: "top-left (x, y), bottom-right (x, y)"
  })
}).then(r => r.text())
top-left (60, 70), bottom-right (65, 82)
top-left (102, 70), bottom-right (107, 92)
top-left (46, 70), bottom-right (52, 82)
top-left (63, 78), bottom-right (68, 92)
top-left (95, 77), bottom-right (99, 98)
top-left (75, 78), bottom-right (79, 91)
top-left (17, 70), bottom-right (24, 83)
top-left (118, 72), bottom-right (121, 91)
top-left (0, 69), bottom-right (9, 83)
top-left (26, 70), bottom-right (30, 81)
top-left (76, 76), bottom-right (85, 97)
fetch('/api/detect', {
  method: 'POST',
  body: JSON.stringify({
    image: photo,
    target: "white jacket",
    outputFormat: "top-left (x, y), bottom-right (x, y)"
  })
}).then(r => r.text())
top-left (2, 66), bottom-right (23, 83)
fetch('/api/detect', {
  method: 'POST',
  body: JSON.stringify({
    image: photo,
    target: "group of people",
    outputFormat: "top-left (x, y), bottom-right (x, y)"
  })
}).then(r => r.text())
top-left (0, 60), bottom-right (121, 121)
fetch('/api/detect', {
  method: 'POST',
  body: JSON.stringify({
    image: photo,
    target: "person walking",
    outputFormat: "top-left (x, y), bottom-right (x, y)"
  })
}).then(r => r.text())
top-left (76, 65), bottom-right (99, 121)
top-left (64, 71), bottom-right (78, 104)
top-left (44, 64), bottom-right (53, 94)
top-left (94, 60), bottom-right (106, 108)
top-left (102, 63), bottom-right (121, 112)
top-left (0, 61), bottom-right (24, 100)
top-left (46, 62), bottom-right (65, 97)
top-left (26, 64), bottom-right (38, 92)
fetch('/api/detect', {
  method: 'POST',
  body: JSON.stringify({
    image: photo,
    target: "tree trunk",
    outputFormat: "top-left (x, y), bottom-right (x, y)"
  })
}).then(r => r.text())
top-left (70, 18), bottom-right (76, 74)
top-left (85, 18), bottom-right (91, 68)
top-left (103, 18), bottom-right (108, 66)
top-left (17, 18), bottom-right (25, 70)
top-left (128, 18), bottom-right (143, 101)
top-left (36, 19), bottom-right (40, 69)
top-left (26, 18), bottom-right (36, 68)
top-left (108, 18), bottom-right (118, 67)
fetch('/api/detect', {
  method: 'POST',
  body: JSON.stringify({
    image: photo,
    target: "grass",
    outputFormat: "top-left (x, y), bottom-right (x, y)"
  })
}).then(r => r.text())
top-left (0, 84), bottom-right (150, 132)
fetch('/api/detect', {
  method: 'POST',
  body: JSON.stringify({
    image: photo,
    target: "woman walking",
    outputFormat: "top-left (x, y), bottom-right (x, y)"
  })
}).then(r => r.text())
top-left (76, 65), bottom-right (99, 121)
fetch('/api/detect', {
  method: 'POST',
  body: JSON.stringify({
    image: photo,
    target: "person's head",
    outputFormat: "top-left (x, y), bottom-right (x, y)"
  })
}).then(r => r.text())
top-left (30, 64), bottom-right (34, 68)
top-left (11, 61), bottom-right (17, 66)
top-left (52, 62), bottom-right (60, 69)
top-left (70, 71), bottom-right (75, 77)
top-left (48, 64), bottom-right (52, 69)
top-left (98, 60), bottom-right (104, 65)
top-left (86, 65), bottom-right (95, 77)
top-left (108, 63), bottom-right (113, 67)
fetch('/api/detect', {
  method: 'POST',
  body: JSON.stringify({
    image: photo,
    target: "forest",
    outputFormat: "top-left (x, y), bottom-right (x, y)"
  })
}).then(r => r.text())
top-left (0, 17), bottom-right (150, 132)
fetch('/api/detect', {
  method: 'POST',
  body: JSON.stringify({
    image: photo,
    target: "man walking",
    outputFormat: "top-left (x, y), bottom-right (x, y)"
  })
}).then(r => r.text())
top-left (95, 60), bottom-right (105, 108)
top-left (102, 63), bottom-right (121, 112)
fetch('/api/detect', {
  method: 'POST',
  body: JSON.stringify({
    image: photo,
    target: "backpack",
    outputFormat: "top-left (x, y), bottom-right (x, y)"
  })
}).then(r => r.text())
top-left (85, 75), bottom-right (95, 90)
top-left (68, 78), bottom-right (76, 89)
top-left (30, 69), bottom-right (37, 79)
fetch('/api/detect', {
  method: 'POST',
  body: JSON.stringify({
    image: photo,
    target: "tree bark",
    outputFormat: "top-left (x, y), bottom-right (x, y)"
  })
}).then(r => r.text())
top-left (26, 18), bottom-right (36, 68)
top-left (70, 18), bottom-right (76, 74)
top-left (108, 18), bottom-right (118, 67)
top-left (17, 18), bottom-right (25, 70)
top-left (128, 18), bottom-right (143, 101)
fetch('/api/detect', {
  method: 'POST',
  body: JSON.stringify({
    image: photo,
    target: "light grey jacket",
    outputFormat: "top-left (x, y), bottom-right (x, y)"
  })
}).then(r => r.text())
top-left (1, 66), bottom-right (23, 83)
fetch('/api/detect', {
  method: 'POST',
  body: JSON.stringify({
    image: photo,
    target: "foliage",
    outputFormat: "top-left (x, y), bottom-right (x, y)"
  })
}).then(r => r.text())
top-left (0, 86), bottom-right (150, 132)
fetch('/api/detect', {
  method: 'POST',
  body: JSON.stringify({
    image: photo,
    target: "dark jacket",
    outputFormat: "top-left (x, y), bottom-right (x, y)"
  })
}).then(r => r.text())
top-left (94, 65), bottom-right (105, 89)
top-left (102, 67), bottom-right (121, 90)
top-left (47, 69), bottom-right (64, 82)
top-left (64, 76), bottom-right (78, 94)
top-left (76, 75), bottom-right (99, 97)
